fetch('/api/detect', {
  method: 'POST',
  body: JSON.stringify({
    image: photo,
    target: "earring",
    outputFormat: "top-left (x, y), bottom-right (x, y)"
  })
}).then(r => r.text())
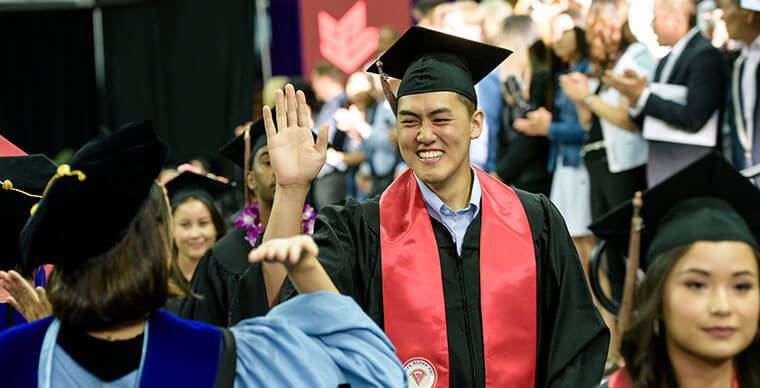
top-left (653, 319), bottom-right (660, 337)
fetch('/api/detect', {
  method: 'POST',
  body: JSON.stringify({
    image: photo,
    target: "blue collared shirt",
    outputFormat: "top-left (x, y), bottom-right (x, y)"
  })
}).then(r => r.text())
top-left (413, 170), bottom-right (482, 256)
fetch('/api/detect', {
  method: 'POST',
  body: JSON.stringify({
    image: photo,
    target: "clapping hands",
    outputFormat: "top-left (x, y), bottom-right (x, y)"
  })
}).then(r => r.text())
top-left (0, 270), bottom-right (51, 323)
top-left (514, 107), bottom-right (552, 136)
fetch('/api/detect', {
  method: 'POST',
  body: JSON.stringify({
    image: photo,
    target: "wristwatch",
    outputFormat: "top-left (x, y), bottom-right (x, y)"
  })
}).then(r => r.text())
top-left (583, 94), bottom-right (594, 106)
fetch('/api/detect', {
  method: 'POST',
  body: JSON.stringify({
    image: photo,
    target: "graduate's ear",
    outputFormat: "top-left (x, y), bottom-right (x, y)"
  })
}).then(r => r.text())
top-left (469, 110), bottom-right (484, 140)
top-left (246, 171), bottom-right (258, 195)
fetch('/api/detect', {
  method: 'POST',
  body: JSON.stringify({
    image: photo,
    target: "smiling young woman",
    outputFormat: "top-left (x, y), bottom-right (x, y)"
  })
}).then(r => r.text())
top-left (164, 171), bottom-right (230, 282)
top-left (593, 153), bottom-right (760, 388)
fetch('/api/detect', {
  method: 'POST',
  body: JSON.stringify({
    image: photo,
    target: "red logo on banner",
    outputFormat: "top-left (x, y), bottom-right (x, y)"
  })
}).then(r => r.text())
top-left (317, 0), bottom-right (379, 74)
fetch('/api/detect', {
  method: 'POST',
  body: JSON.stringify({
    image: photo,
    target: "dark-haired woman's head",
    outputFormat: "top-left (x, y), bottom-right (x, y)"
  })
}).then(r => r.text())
top-left (621, 241), bottom-right (760, 387)
top-left (48, 196), bottom-right (170, 331)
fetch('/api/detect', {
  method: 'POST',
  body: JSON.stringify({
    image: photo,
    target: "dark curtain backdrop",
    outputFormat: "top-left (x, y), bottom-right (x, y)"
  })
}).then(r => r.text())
top-left (103, 0), bottom-right (258, 168)
top-left (270, 0), bottom-right (301, 77)
top-left (0, 10), bottom-right (99, 157)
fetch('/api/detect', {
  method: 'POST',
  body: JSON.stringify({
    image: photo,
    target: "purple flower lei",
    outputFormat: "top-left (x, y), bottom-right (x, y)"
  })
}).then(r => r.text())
top-left (235, 202), bottom-right (316, 247)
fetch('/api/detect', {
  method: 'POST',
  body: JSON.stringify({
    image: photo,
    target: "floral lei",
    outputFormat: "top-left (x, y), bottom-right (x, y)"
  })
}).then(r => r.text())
top-left (235, 202), bottom-right (316, 247)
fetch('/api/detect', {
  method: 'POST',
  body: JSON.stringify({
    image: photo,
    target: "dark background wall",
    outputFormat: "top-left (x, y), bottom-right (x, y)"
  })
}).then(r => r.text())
top-left (0, 9), bottom-right (99, 158)
top-left (0, 0), bottom-right (259, 171)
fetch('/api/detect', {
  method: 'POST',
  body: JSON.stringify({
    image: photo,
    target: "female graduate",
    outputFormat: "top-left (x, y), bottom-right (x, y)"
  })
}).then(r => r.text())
top-left (591, 153), bottom-right (760, 388)
top-left (165, 171), bottom-right (230, 282)
top-left (0, 121), bottom-right (406, 387)
top-left (176, 113), bottom-right (318, 326)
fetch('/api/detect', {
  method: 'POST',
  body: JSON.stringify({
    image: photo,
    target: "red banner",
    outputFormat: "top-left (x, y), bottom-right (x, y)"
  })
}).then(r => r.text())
top-left (299, 0), bottom-right (411, 79)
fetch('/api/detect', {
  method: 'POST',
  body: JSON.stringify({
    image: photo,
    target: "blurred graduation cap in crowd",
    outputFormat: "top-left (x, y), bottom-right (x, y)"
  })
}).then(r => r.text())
top-left (164, 171), bottom-right (233, 209)
top-left (219, 107), bottom-right (322, 170)
top-left (0, 139), bottom-right (57, 271)
top-left (366, 25), bottom-right (512, 110)
top-left (19, 121), bottom-right (167, 273)
top-left (590, 151), bottom-right (760, 269)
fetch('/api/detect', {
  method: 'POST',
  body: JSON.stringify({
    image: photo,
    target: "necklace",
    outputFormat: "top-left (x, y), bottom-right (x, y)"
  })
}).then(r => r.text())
top-left (235, 202), bottom-right (316, 247)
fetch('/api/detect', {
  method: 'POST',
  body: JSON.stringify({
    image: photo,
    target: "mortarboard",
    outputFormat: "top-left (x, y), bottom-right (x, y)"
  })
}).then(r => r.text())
top-left (366, 25), bottom-right (512, 107)
top-left (164, 171), bottom-right (232, 209)
top-left (219, 107), bottom-right (322, 169)
top-left (19, 121), bottom-right (167, 273)
top-left (219, 117), bottom-right (270, 170)
top-left (0, 154), bottom-right (57, 270)
top-left (590, 152), bottom-right (760, 269)
top-left (741, 0), bottom-right (760, 12)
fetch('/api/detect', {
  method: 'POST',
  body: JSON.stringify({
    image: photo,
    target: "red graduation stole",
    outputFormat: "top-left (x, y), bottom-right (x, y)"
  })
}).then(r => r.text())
top-left (607, 368), bottom-right (739, 388)
top-left (380, 167), bottom-right (537, 388)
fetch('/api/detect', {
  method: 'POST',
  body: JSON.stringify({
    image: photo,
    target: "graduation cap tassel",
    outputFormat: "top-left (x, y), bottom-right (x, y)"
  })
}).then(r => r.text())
top-left (243, 128), bottom-right (252, 207)
top-left (376, 61), bottom-right (398, 114)
top-left (612, 191), bottom-right (643, 365)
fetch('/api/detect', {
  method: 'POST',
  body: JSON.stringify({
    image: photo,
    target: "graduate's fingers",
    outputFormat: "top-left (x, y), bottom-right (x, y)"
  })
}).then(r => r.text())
top-left (285, 84), bottom-right (298, 128)
top-left (296, 90), bottom-right (310, 130)
top-left (274, 89), bottom-right (288, 132)
top-left (36, 287), bottom-right (48, 305)
top-left (315, 123), bottom-right (329, 154)
top-left (31, 287), bottom-right (51, 320)
top-left (263, 106), bottom-right (277, 143)
top-left (274, 241), bottom-right (290, 263)
top-left (288, 243), bottom-right (303, 266)
top-left (248, 246), bottom-right (264, 263)
top-left (301, 236), bottom-right (319, 259)
top-left (5, 296), bottom-right (22, 315)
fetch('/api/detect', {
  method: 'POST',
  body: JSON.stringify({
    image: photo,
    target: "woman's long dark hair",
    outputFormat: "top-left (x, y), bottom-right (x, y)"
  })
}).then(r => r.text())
top-left (546, 15), bottom-right (589, 111)
top-left (587, 0), bottom-right (638, 78)
top-left (620, 244), bottom-right (760, 387)
top-left (48, 190), bottom-right (170, 331)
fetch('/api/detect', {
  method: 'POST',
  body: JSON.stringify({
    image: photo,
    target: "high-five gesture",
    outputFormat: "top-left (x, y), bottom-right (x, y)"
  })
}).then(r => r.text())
top-left (264, 84), bottom-right (329, 189)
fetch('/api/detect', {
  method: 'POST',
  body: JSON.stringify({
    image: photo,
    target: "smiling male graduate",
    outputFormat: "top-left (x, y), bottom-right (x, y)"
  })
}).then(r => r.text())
top-left (257, 26), bottom-right (609, 388)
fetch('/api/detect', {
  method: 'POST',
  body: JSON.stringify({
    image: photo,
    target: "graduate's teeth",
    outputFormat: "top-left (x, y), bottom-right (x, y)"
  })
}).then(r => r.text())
top-left (418, 151), bottom-right (443, 159)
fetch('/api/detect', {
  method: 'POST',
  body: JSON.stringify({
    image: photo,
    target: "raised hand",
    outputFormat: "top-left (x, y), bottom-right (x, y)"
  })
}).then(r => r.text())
top-left (264, 84), bottom-right (329, 189)
top-left (0, 270), bottom-right (51, 322)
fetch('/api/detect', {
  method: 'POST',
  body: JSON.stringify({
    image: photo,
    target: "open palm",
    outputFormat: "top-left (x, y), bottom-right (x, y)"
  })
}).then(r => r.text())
top-left (264, 84), bottom-right (329, 188)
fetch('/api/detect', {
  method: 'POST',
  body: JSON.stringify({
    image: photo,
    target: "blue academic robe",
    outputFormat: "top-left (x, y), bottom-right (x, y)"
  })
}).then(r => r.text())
top-left (1, 267), bottom-right (46, 331)
top-left (0, 292), bottom-right (406, 387)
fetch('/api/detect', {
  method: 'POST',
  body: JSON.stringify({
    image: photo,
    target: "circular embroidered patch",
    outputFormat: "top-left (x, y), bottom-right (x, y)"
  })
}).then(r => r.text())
top-left (403, 357), bottom-right (437, 388)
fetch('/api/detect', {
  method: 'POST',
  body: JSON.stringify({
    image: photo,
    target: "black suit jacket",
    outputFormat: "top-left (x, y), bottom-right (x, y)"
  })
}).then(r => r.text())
top-left (636, 31), bottom-right (729, 132)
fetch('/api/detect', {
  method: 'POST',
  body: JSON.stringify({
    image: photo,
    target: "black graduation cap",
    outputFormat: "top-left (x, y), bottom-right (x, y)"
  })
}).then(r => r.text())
top-left (365, 25), bottom-right (512, 105)
top-left (19, 121), bottom-right (168, 273)
top-left (219, 107), bottom-right (322, 169)
top-left (0, 154), bottom-right (57, 270)
top-left (590, 152), bottom-right (760, 268)
top-left (164, 171), bottom-right (232, 209)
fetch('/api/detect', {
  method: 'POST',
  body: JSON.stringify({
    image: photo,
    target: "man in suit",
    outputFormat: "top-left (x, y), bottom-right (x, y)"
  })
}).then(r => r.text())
top-left (605, 0), bottom-right (729, 186)
top-left (720, 0), bottom-right (760, 186)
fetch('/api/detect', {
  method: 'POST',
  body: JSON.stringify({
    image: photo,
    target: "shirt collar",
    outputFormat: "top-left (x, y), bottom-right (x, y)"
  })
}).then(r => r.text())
top-left (670, 27), bottom-right (701, 58)
top-left (412, 168), bottom-right (481, 219)
top-left (743, 34), bottom-right (760, 56)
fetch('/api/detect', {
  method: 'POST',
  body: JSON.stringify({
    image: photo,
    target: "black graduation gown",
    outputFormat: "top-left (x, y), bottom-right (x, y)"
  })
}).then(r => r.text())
top-left (174, 228), bottom-right (270, 326)
top-left (281, 189), bottom-right (610, 387)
